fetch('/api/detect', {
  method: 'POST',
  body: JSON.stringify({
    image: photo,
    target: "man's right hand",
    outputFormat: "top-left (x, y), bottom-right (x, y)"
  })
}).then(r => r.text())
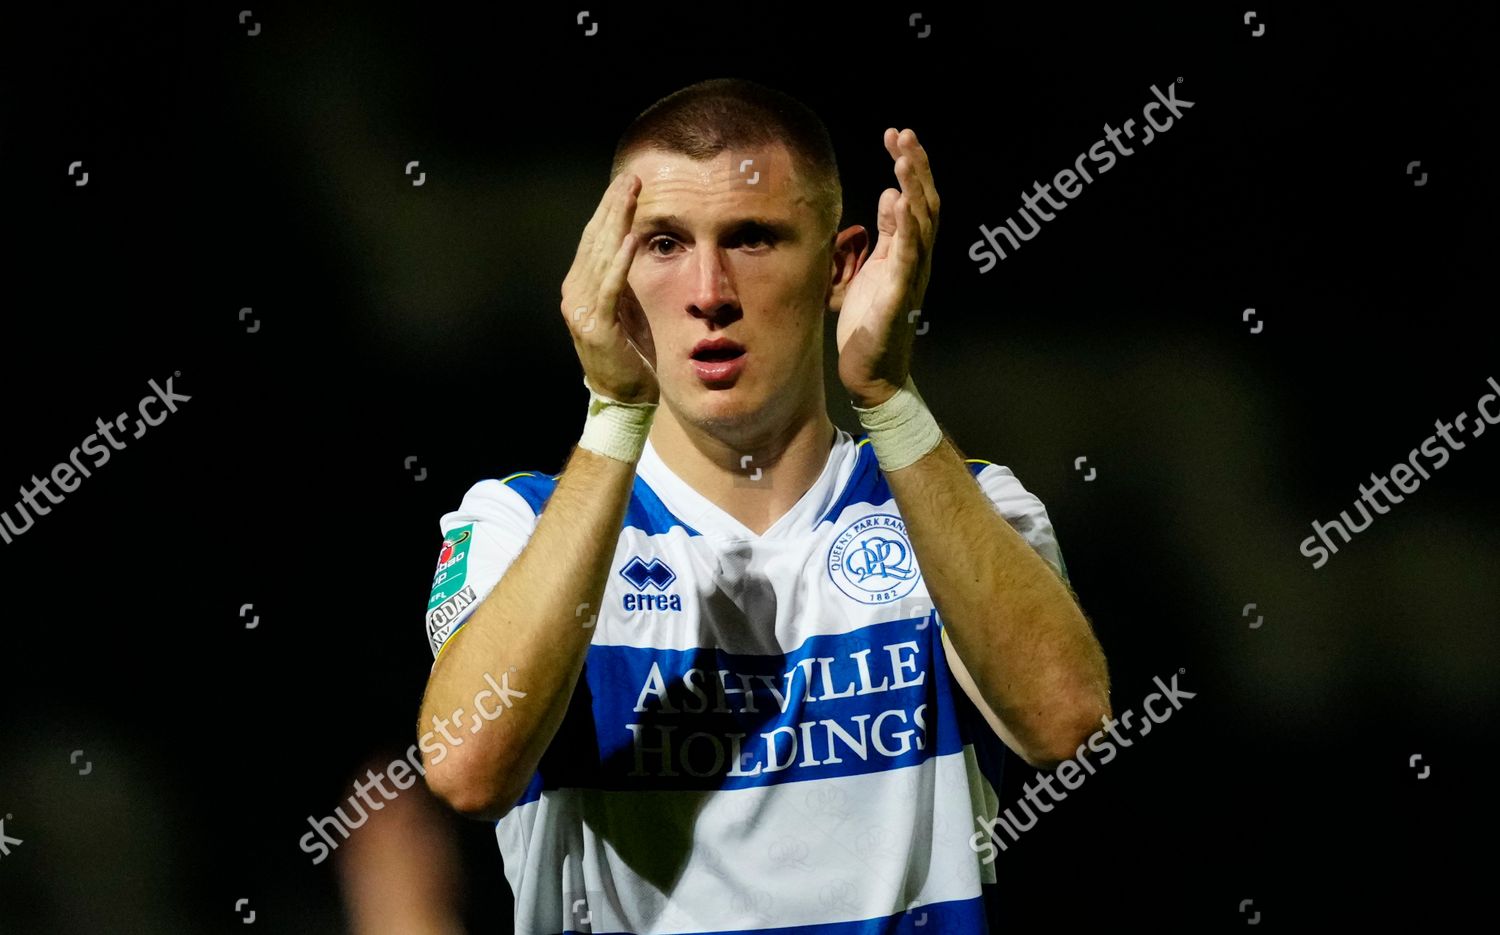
top-left (561, 172), bottom-right (658, 405)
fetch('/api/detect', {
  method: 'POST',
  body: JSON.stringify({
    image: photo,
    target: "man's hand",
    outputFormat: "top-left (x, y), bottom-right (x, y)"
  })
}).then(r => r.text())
top-left (835, 128), bottom-right (940, 408)
top-left (561, 171), bottom-right (659, 404)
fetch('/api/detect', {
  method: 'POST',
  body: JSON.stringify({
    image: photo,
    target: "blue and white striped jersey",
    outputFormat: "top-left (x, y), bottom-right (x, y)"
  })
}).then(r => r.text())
top-left (425, 427), bottom-right (1068, 935)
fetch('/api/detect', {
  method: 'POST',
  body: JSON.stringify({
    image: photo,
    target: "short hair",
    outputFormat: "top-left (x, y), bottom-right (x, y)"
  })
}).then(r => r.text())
top-left (610, 78), bottom-right (844, 242)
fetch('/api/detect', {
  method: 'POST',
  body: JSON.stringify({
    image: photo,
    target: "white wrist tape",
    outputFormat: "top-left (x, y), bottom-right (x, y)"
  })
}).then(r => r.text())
top-left (852, 374), bottom-right (943, 472)
top-left (578, 375), bottom-right (657, 462)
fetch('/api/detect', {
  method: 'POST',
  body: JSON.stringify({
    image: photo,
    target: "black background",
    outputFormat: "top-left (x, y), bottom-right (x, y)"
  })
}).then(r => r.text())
top-left (2, 2), bottom-right (1495, 931)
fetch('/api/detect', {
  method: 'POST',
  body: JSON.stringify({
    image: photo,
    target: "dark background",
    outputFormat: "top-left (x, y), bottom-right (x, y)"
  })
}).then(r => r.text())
top-left (2, 2), bottom-right (1495, 931)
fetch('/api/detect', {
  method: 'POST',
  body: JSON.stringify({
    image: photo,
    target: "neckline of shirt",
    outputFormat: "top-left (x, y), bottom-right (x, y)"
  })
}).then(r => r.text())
top-left (637, 427), bottom-right (861, 541)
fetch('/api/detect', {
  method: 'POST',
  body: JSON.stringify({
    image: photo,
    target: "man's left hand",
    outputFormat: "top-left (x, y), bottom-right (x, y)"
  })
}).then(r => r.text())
top-left (836, 127), bottom-right (941, 408)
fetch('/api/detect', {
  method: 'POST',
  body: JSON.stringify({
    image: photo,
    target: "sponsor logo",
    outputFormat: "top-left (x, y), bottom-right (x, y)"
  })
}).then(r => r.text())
top-left (618, 555), bottom-right (683, 613)
top-left (429, 584), bottom-right (479, 632)
top-left (437, 529), bottom-right (470, 566)
top-left (827, 513), bottom-right (923, 605)
top-left (620, 556), bottom-right (676, 590)
top-left (428, 584), bottom-right (479, 653)
top-left (428, 523), bottom-right (474, 609)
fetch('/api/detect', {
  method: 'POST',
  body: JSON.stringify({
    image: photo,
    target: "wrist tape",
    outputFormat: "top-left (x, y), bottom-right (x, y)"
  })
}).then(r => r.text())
top-left (852, 374), bottom-right (943, 472)
top-left (578, 375), bottom-right (657, 462)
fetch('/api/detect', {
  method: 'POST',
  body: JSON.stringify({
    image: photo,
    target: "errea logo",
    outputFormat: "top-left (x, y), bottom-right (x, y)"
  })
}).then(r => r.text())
top-left (618, 556), bottom-right (683, 613)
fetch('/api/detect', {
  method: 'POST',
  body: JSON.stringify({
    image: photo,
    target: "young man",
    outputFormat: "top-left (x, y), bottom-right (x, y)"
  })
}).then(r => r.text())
top-left (418, 77), bottom-right (1110, 933)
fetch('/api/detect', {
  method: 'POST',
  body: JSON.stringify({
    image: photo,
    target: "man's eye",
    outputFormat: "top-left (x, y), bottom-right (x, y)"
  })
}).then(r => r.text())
top-left (735, 229), bottom-right (773, 248)
top-left (646, 231), bottom-right (773, 255)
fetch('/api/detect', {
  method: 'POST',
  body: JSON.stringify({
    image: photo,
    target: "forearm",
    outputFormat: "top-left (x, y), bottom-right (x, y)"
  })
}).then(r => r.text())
top-left (887, 432), bottom-right (1110, 763)
top-left (418, 444), bottom-right (636, 817)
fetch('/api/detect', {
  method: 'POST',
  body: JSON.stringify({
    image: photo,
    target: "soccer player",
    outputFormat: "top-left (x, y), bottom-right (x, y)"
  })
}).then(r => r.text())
top-left (417, 77), bottom-right (1111, 933)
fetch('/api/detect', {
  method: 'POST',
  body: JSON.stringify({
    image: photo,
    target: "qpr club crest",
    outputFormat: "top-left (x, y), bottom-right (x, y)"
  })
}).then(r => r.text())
top-left (827, 513), bottom-right (923, 604)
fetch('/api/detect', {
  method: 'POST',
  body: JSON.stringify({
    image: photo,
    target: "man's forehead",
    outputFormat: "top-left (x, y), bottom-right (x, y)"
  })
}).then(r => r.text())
top-left (624, 145), bottom-right (814, 218)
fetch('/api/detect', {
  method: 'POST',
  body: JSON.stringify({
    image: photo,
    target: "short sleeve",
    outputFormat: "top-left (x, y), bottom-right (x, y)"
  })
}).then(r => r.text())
top-left (426, 477), bottom-right (540, 659)
top-left (967, 461), bottom-right (1069, 583)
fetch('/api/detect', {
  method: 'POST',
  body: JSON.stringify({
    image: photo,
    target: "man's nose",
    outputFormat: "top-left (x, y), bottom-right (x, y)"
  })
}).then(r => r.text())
top-left (687, 248), bottom-right (737, 320)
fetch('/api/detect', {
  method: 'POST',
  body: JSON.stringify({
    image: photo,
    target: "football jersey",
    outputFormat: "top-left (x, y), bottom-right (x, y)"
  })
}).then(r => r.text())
top-left (424, 427), bottom-right (1069, 935)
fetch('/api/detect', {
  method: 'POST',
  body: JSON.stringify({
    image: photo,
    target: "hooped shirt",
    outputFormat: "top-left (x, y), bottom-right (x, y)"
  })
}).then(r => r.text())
top-left (424, 427), bottom-right (1069, 935)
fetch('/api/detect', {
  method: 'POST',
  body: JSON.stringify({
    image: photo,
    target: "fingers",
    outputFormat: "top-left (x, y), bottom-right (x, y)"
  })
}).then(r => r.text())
top-left (596, 231), bottom-right (638, 321)
top-left (872, 187), bottom-right (899, 261)
top-left (595, 174), bottom-right (639, 271)
top-left (605, 173), bottom-right (640, 249)
top-left (890, 193), bottom-right (919, 274)
top-left (618, 295), bottom-right (658, 377)
top-left (577, 172), bottom-right (639, 263)
top-left (561, 173), bottom-right (659, 403)
top-left (883, 128), bottom-right (940, 244)
top-left (894, 155), bottom-right (934, 247)
top-left (566, 173), bottom-right (639, 314)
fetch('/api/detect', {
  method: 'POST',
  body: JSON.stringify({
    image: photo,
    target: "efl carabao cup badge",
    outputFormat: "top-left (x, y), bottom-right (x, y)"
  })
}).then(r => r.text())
top-left (827, 513), bottom-right (923, 604)
top-left (429, 526), bottom-right (472, 606)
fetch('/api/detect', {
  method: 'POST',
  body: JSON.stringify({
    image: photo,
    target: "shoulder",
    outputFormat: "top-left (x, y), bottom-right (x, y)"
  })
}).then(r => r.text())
top-left (850, 432), bottom-right (1049, 521)
top-left (964, 458), bottom-right (1067, 580)
top-left (963, 459), bottom-right (1046, 518)
top-left (426, 470), bottom-right (559, 660)
top-left (439, 470), bottom-right (559, 532)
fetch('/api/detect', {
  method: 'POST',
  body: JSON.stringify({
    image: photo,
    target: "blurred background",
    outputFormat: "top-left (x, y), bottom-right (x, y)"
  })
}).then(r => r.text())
top-left (2, 2), bottom-right (1495, 931)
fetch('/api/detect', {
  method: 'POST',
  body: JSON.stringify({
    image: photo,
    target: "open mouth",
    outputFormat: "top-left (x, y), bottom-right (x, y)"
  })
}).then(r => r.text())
top-left (691, 346), bottom-right (746, 361)
top-left (690, 340), bottom-right (748, 383)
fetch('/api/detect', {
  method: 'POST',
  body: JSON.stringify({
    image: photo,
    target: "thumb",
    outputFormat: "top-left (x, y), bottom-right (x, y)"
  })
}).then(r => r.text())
top-left (618, 287), bottom-right (657, 374)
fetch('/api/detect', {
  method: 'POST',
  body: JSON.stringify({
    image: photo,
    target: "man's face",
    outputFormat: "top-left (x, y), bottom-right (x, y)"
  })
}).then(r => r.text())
top-left (621, 144), bottom-right (835, 432)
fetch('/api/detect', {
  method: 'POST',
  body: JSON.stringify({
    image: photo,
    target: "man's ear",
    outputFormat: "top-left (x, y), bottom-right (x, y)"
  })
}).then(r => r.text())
top-left (825, 224), bottom-right (870, 314)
